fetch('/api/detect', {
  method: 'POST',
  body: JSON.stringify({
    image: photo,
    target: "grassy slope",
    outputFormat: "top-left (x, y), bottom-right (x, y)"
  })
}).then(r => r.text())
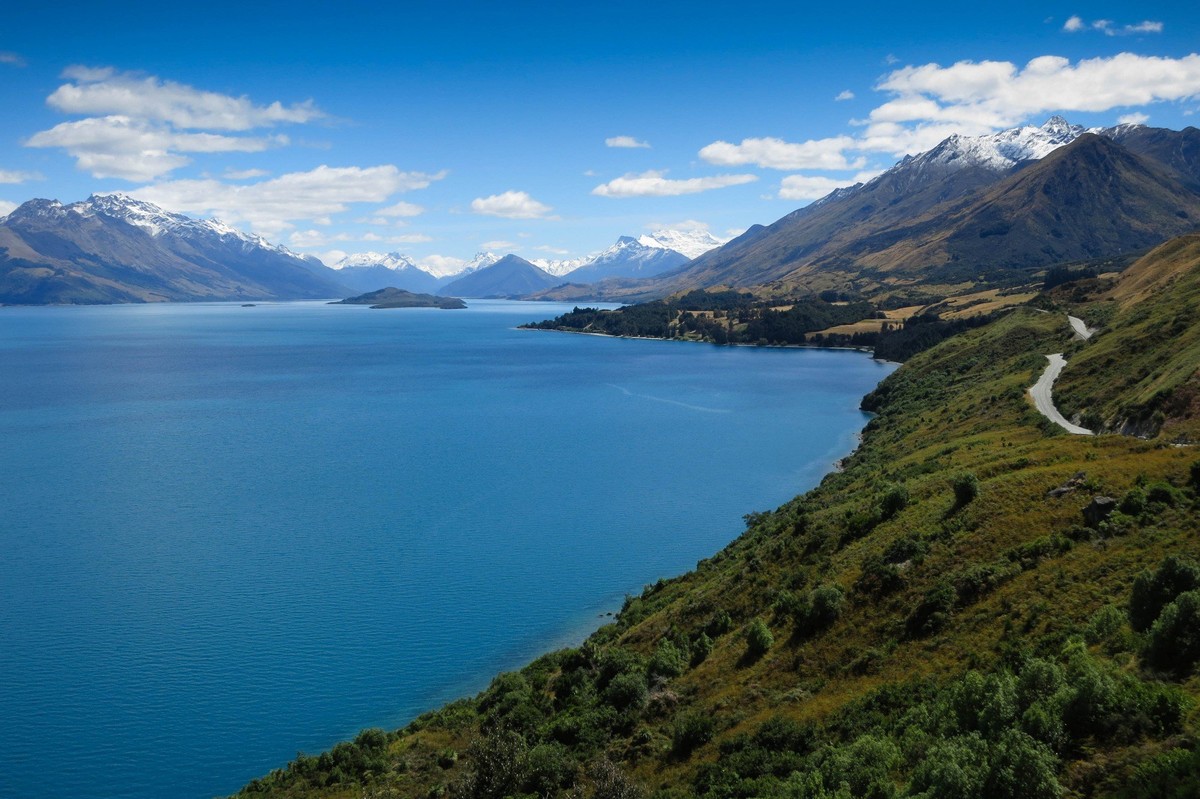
top-left (234, 257), bottom-right (1200, 799)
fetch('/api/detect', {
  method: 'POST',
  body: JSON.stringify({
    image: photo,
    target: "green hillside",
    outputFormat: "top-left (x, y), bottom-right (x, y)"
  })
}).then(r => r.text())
top-left (234, 248), bottom-right (1200, 799)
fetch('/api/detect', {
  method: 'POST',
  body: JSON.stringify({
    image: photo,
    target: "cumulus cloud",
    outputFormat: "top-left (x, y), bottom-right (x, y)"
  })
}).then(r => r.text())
top-left (48, 67), bottom-right (322, 130)
top-left (26, 116), bottom-right (285, 181)
top-left (470, 190), bottom-right (554, 219)
top-left (418, 254), bottom-right (468, 277)
top-left (130, 165), bottom-right (446, 238)
top-left (0, 51), bottom-right (25, 67)
top-left (28, 67), bottom-right (323, 180)
top-left (224, 168), bottom-right (269, 179)
top-left (777, 170), bottom-right (883, 201)
top-left (0, 169), bottom-right (41, 184)
top-left (861, 52), bottom-right (1200, 156)
top-left (1063, 16), bottom-right (1163, 36)
top-left (1118, 112), bottom-right (1150, 124)
top-left (0, 199), bottom-right (17, 216)
top-left (835, 90), bottom-right (855, 101)
top-left (605, 136), bottom-right (650, 148)
top-left (699, 135), bottom-right (863, 170)
top-left (591, 170), bottom-right (757, 198)
top-left (377, 200), bottom-right (424, 217)
top-left (642, 219), bottom-right (713, 233)
top-left (483, 239), bottom-right (517, 249)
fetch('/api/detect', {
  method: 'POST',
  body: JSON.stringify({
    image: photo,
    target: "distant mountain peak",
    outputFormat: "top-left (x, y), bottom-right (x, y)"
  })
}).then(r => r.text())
top-left (638, 228), bottom-right (726, 260)
top-left (332, 251), bottom-right (421, 272)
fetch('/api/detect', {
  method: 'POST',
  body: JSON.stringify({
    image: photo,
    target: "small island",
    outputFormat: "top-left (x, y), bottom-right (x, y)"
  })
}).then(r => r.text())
top-left (332, 287), bottom-right (467, 309)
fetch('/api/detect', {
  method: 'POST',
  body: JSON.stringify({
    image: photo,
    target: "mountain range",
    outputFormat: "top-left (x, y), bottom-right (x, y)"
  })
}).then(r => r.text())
top-left (0, 194), bottom-right (352, 304)
top-left (4, 119), bottom-right (1199, 307)
top-left (542, 118), bottom-right (1200, 302)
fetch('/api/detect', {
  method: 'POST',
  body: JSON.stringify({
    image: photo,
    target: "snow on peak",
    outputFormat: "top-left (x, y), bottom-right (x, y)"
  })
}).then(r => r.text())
top-left (907, 116), bottom-right (1088, 174)
top-left (332, 251), bottom-right (420, 271)
top-left (637, 228), bottom-right (726, 260)
top-left (531, 253), bottom-right (591, 276)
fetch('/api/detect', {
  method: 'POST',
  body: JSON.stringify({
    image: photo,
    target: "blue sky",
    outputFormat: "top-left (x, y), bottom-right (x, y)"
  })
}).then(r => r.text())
top-left (1, 1), bottom-right (1198, 271)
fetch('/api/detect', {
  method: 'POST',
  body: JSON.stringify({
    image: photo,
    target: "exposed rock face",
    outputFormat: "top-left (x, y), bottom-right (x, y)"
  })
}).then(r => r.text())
top-left (1083, 496), bottom-right (1118, 527)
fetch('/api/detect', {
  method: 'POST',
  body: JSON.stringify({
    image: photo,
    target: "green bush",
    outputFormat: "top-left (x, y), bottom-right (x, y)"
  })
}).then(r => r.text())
top-left (745, 618), bottom-right (775, 658)
top-left (1119, 487), bottom-right (1147, 516)
top-left (880, 483), bottom-right (911, 519)
top-left (1146, 590), bottom-right (1200, 674)
top-left (672, 710), bottom-right (716, 755)
top-left (648, 640), bottom-right (688, 680)
top-left (908, 581), bottom-right (956, 637)
top-left (604, 672), bottom-right (648, 712)
top-left (808, 585), bottom-right (846, 630)
top-left (1129, 556), bottom-right (1200, 631)
top-left (952, 472), bottom-right (980, 508)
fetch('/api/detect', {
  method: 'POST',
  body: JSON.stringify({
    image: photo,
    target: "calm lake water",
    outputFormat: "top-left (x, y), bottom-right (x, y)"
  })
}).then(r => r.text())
top-left (0, 300), bottom-right (894, 799)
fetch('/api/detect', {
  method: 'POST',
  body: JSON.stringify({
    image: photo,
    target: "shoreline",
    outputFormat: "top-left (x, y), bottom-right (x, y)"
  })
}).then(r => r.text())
top-left (518, 324), bottom-right (901, 365)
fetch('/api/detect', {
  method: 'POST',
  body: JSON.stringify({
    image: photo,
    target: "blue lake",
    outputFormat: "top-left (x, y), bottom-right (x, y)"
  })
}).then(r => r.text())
top-left (0, 300), bottom-right (894, 799)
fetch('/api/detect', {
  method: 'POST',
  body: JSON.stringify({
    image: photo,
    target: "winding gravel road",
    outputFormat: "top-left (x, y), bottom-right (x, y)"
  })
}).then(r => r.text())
top-left (1030, 353), bottom-right (1094, 435)
top-left (1068, 315), bottom-right (1094, 341)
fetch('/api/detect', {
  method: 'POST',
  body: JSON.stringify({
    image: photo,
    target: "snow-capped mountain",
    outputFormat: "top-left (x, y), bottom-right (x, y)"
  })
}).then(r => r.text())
top-left (530, 255), bottom-right (591, 276)
top-left (329, 250), bottom-right (443, 294)
top-left (331, 251), bottom-right (421, 271)
top-left (560, 236), bottom-right (690, 283)
top-left (637, 228), bottom-right (726, 260)
top-left (901, 116), bottom-right (1087, 175)
top-left (0, 194), bottom-right (350, 304)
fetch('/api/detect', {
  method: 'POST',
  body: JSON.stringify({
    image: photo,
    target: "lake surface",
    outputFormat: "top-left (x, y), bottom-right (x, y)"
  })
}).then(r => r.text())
top-left (0, 300), bottom-right (894, 799)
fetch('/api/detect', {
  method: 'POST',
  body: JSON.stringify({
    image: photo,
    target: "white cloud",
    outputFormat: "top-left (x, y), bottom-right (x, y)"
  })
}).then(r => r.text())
top-left (777, 170), bottom-right (882, 201)
top-left (535, 245), bottom-right (569, 254)
top-left (483, 239), bottom-right (517, 249)
top-left (314, 249), bottom-right (348, 266)
top-left (28, 67), bottom-right (324, 181)
top-left (642, 219), bottom-right (712, 233)
top-left (0, 169), bottom-right (41, 184)
top-left (418, 254), bottom-right (468, 277)
top-left (605, 136), bottom-right (650, 148)
top-left (725, 228), bottom-right (746, 238)
top-left (48, 67), bottom-right (322, 130)
top-left (391, 233), bottom-right (433, 243)
top-left (130, 165), bottom-right (446, 238)
top-left (1118, 112), bottom-right (1150, 124)
top-left (1125, 20), bottom-right (1164, 34)
top-left (1062, 16), bottom-right (1162, 36)
top-left (470, 190), bottom-right (554, 219)
top-left (0, 51), bottom-right (25, 67)
top-left (591, 170), bottom-right (757, 198)
top-left (377, 200), bottom-right (424, 217)
top-left (0, 199), bottom-right (17, 216)
top-left (835, 90), bottom-right (855, 101)
top-left (699, 135), bottom-right (863, 170)
top-left (862, 53), bottom-right (1200, 156)
top-left (224, 168), bottom-right (269, 179)
top-left (25, 116), bottom-right (285, 181)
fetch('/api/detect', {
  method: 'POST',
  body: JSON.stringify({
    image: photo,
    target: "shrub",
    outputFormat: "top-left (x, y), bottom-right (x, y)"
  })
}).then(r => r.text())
top-left (1129, 556), bottom-right (1200, 631)
top-left (907, 581), bottom-right (956, 637)
top-left (745, 618), bottom-right (774, 658)
top-left (603, 672), bottom-right (648, 712)
top-left (689, 632), bottom-right (713, 667)
top-left (1119, 487), bottom-right (1147, 516)
top-left (1191, 460), bottom-right (1200, 491)
top-left (880, 483), bottom-right (911, 519)
top-left (1084, 604), bottom-right (1128, 648)
top-left (672, 710), bottom-right (715, 755)
top-left (808, 585), bottom-right (846, 630)
top-left (952, 472), bottom-right (980, 508)
top-left (648, 640), bottom-right (688, 680)
top-left (1146, 590), bottom-right (1200, 674)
